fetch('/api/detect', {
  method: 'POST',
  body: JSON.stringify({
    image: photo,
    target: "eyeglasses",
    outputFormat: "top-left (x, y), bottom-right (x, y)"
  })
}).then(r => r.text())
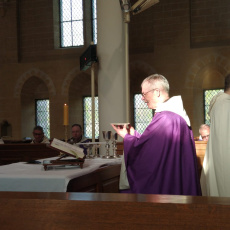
top-left (202, 135), bottom-right (209, 140)
top-left (33, 133), bottom-right (43, 136)
top-left (141, 88), bottom-right (157, 97)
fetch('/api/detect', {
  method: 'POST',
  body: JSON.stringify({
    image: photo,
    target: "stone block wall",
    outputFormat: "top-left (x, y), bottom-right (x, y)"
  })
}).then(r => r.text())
top-left (0, 0), bottom-right (230, 139)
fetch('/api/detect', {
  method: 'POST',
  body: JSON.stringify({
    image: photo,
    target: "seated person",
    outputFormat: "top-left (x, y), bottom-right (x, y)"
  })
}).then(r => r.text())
top-left (199, 124), bottom-right (210, 141)
top-left (31, 126), bottom-right (50, 144)
top-left (68, 124), bottom-right (90, 154)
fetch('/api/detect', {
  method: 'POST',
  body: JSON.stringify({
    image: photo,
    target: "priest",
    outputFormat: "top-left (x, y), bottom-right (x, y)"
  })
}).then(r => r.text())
top-left (201, 74), bottom-right (230, 197)
top-left (112, 74), bottom-right (201, 195)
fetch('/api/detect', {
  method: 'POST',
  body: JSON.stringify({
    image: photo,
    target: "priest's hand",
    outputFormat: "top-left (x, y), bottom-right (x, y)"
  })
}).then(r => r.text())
top-left (128, 125), bottom-right (135, 136)
top-left (111, 124), bottom-right (135, 138)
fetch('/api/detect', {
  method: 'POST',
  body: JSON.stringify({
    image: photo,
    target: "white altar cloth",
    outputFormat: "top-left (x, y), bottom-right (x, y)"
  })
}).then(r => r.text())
top-left (0, 157), bottom-right (121, 192)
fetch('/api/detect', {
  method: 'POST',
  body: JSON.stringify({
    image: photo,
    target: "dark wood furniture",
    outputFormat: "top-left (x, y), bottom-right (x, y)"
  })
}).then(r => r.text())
top-left (116, 141), bottom-right (124, 156)
top-left (67, 164), bottom-right (121, 193)
top-left (0, 192), bottom-right (230, 229)
top-left (0, 143), bottom-right (60, 165)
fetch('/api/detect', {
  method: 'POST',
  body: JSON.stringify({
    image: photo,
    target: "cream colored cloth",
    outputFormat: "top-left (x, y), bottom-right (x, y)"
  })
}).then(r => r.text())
top-left (0, 157), bottom-right (121, 192)
top-left (156, 95), bottom-right (191, 126)
top-left (119, 154), bottom-right (130, 190)
top-left (31, 135), bottom-right (50, 144)
top-left (200, 92), bottom-right (230, 197)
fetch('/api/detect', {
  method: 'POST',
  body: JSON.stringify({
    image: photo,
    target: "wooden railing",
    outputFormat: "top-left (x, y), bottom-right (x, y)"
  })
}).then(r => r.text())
top-left (0, 192), bottom-right (230, 229)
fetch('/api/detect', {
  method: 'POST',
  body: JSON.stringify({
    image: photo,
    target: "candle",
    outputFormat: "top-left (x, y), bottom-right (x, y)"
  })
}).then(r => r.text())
top-left (63, 104), bottom-right (69, 126)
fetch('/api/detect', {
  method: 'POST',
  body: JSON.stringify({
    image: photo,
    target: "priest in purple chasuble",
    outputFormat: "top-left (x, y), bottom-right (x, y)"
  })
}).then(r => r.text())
top-left (112, 74), bottom-right (201, 195)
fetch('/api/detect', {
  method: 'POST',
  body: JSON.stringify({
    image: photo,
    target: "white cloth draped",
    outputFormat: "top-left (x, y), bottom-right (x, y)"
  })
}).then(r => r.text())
top-left (0, 157), bottom-right (121, 192)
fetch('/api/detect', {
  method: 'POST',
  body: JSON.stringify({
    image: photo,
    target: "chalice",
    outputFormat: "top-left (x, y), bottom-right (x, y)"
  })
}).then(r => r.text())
top-left (84, 143), bottom-right (93, 159)
top-left (102, 131), bottom-right (112, 159)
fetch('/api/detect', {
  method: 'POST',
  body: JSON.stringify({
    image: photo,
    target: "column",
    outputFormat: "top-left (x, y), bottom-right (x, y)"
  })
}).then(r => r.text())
top-left (97, 0), bottom-right (129, 147)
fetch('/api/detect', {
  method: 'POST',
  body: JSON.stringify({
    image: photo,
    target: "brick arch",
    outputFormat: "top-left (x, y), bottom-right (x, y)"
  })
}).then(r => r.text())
top-left (14, 68), bottom-right (56, 98)
top-left (130, 60), bottom-right (156, 77)
top-left (186, 53), bottom-right (230, 89)
top-left (185, 53), bottom-right (230, 135)
top-left (62, 67), bottom-right (91, 96)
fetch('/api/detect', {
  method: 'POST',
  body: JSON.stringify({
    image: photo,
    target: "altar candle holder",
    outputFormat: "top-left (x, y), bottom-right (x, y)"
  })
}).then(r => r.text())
top-left (85, 144), bottom-right (93, 159)
top-left (64, 125), bottom-right (68, 143)
top-left (102, 131), bottom-right (111, 159)
top-left (90, 144), bottom-right (100, 159)
top-left (110, 132), bottom-right (118, 159)
top-left (95, 144), bottom-right (100, 158)
top-left (63, 103), bottom-right (69, 142)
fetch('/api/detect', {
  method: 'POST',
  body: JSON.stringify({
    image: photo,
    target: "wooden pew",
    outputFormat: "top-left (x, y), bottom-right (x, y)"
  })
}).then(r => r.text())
top-left (0, 144), bottom-right (59, 165)
top-left (195, 141), bottom-right (207, 178)
top-left (116, 141), bottom-right (124, 156)
top-left (0, 192), bottom-right (230, 229)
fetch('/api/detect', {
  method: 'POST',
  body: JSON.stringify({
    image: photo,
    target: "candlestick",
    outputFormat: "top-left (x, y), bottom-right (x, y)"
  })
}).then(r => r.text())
top-left (63, 125), bottom-right (67, 142)
top-left (63, 104), bottom-right (69, 126)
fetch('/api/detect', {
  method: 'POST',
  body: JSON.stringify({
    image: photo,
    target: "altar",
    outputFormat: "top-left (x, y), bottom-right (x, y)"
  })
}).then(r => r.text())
top-left (0, 157), bottom-right (121, 192)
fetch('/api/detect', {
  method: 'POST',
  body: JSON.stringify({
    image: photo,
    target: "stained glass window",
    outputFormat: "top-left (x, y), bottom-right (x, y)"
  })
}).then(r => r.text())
top-left (35, 99), bottom-right (50, 138)
top-left (134, 94), bottom-right (154, 134)
top-left (83, 96), bottom-right (99, 138)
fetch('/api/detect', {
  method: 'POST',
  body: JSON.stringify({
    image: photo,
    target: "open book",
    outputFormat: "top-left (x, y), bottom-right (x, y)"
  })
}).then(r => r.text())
top-left (50, 138), bottom-right (85, 159)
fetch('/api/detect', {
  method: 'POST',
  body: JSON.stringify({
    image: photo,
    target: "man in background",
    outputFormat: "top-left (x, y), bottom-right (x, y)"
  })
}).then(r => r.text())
top-left (31, 126), bottom-right (50, 144)
top-left (199, 124), bottom-right (210, 141)
top-left (112, 74), bottom-right (201, 196)
top-left (201, 74), bottom-right (230, 197)
top-left (68, 124), bottom-right (90, 154)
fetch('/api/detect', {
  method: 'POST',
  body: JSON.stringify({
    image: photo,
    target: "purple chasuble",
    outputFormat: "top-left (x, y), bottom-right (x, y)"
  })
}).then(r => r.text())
top-left (123, 111), bottom-right (201, 195)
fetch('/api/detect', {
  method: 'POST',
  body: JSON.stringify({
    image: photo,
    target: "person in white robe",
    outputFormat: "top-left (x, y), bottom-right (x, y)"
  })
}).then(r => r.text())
top-left (201, 74), bottom-right (230, 197)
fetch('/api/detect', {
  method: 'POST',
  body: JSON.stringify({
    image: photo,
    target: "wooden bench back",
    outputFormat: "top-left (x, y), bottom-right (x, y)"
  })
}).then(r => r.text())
top-left (0, 144), bottom-right (59, 165)
top-left (195, 140), bottom-right (207, 178)
top-left (0, 192), bottom-right (230, 229)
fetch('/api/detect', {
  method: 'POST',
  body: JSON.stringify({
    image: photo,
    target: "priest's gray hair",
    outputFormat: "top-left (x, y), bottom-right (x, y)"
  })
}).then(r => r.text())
top-left (141, 74), bottom-right (170, 93)
top-left (199, 124), bottom-right (210, 133)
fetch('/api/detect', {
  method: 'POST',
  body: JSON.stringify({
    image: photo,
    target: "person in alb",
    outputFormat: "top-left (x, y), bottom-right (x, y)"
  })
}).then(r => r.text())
top-left (68, 124), bottom-right (90, 155)
top-left (31, 126), bottom-right (50, 144)
top-left (201, 74), bottom-right (230, 197)
top-left (111, 74), bottom-right (201, 195)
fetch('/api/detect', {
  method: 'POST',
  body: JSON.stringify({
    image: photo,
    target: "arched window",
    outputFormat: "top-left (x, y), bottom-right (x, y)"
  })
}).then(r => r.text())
top-left (35, 99), bottom-right (50, 138)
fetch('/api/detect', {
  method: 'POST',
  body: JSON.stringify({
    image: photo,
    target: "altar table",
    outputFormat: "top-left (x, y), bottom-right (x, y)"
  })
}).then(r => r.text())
top-left (0, 157), bottom-right (121, 192)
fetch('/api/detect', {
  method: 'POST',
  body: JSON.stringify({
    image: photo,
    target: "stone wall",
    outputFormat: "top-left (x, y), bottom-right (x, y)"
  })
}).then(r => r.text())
top-left (0, 0), bottom-right (229, 139)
